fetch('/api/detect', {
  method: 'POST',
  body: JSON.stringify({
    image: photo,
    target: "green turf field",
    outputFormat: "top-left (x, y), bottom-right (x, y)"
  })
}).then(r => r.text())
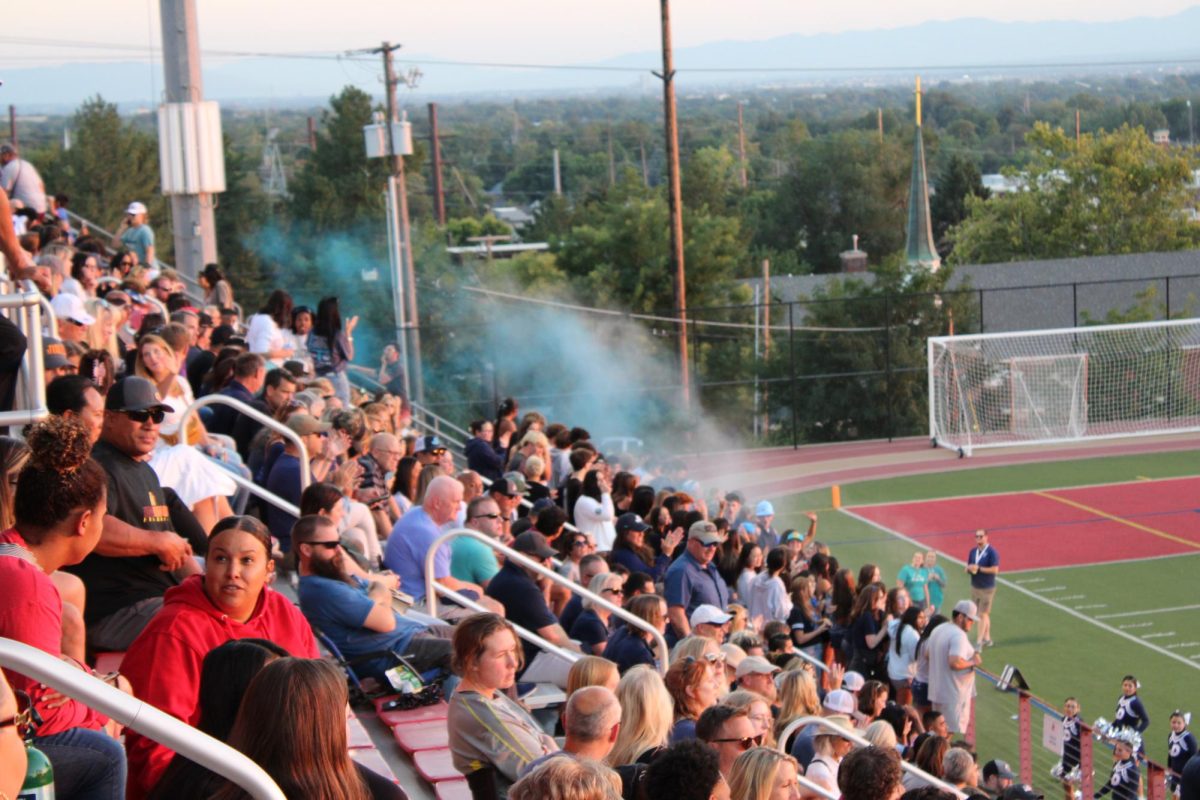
top-left (769, 449), bottom-right (1199, 787)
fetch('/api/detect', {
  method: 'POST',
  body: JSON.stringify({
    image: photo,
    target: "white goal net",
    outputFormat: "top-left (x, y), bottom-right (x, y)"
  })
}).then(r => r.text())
top-left (928, 318), bottom-right (1200, 455)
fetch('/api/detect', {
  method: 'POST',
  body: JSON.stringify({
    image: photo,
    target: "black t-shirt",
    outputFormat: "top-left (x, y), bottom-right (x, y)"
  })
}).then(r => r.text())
top-left (570, 609), bottom-right (609, 651)
top-left (65, 440), bottom-right (204, 624)
top-left (485, 562), bottom-right (557, 669)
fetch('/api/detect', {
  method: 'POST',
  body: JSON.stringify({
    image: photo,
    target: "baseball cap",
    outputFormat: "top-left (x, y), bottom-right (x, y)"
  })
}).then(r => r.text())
top-left (983, 759), bottom-right (1016, 781)
top-left (842, 671), bottom-right (866, 692)
top-left (818, 714), bottom-right (854, 737)
top-left (512, 531), bottom-right (557, 561)
top-left (721, 643), bottom-right (747, 671)
top-left (125, 201), bottom-right (148, 215)
top-left (414, 434), bottom-right (446, 454)
top-left (503, 471), bottom-right (529, 494)
top-left (490, 477), bottom-right (525, 498)
top-left (42, 337), bottom-right (72, 369)
top-left (953, 599), bottom-right (980, 621)
top-left (105, 376), bottom-right (171, 413)
top-left (615, 513), bottom-right (650, 534)
top-left (725, 491), bottom-right (745, 504)
top-left (689, 604), bottom-right (733, 628)
top-left (51, 292), bottom-right (96, 326)
top-left (755, 500), bottom-right (774, 517)
top-left (783, 529), bottom-right (804, 543)
top-left (286, 414), bottom-right (332, 436)
top-left (1001, 787), bottom-right (1043, 800)
top-left (735, 655), bottom-right (781, 679)
top-left (530, 497), bottom-right (556, 514)
top-left (103, 289), bottom-right (130, 307)
top-left (822, 689), bottom-right (856, 715)
top-left (688, 520), bottom-right (724, 545)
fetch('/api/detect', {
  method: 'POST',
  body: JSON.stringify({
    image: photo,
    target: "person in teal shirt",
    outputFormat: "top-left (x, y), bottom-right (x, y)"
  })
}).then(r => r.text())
top-left (113, 201), bottom-right (156, 267)
top-left (897, 551), bottom-right (929, 608)
top-left (450, 495), bottom-right (503, 587)
top-left (924, 550), bottom-right (948, 614)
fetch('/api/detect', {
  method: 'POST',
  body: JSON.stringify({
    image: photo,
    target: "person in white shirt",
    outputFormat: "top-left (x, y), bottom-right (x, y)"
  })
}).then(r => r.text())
top-left (925, 600), bottom-right (982, 734)
top-left (574, 469), bottom-right (616, 552)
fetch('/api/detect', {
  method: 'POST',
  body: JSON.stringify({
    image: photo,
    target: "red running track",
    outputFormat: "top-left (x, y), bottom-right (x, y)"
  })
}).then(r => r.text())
top-left (846, 476), bottom-right (1200, 572)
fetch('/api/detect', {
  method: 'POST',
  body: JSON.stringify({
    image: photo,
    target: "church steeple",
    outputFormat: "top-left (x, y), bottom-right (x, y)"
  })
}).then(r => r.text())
top-left (905, 77), bottom-right (941, 272)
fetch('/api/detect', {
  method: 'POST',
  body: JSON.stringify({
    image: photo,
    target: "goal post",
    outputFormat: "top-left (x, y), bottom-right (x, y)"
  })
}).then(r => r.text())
top-left (928, 317), bottom-right (1200, 456)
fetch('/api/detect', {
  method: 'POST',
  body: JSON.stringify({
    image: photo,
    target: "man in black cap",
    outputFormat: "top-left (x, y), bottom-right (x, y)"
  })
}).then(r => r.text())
top-left (42, 336), bottom-right (75, 384)
top-left (485, 531), bottom-right (581, 670)
top-left (981, 759), bottom-right (1016, 798)
top-left (64, 376), bottom-right (208, 650)
top-left (413, 434), bottom-right (452, 472)
top-left (489, 475), bottom-right (527, 531)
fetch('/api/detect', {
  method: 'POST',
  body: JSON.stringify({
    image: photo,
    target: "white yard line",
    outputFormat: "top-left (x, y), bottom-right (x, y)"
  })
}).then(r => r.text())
top-left (840, 507), bottom-right (1200, 673)
top-left (1095, 605), bottom-right (1200, 620)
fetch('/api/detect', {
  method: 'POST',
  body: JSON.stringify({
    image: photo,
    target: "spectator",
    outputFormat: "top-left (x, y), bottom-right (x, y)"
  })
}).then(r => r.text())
top-left (121, 515), bottom-right (318, 796)
top-left (609, 664), bottom-right (673, 767)
top-left (263, 413), bottom-right (329, 550)
top-left (355, 432), bottom-right (404, 532)
top-left (567, 656), bottom-right (620, 694)
top-left (0, 143), bottom-right (47, 213)
top-left (858, 680), bottom-right (891, 724)
top-left (574, 468), bottom-right (617, 552)
top-left (522, 686), bottom-right (622, 776)
top-left (888, 606), bottom-right (925, 706)
top-left (378, 342), bottom-right (406, 397)
top-left (1179, 752), bottom-right (1200, 800)
top-left (980, 759), bottom-right (1015, 798)
top-left (942, 748), bottom-right (980, 794)
top-left (510, 757), bottom-right (621, 800)
top-left (246, 289), bottom-right (295, 365)
top-left (690, 604), bottom-right (733, 644)
top-left (864, 719), bottom-right (899, 751)
top-left (735, 543), bottom-right (763, 604)
top-left (51, 291), bottom-right (97, 345)
top-left (209, 657), bottom-right (401, 799)
top-left (747, 546), bottom-right (792, 625)
top-left (643, 739), bottom-right (730, 800)
top-left (571, 572), bottom-right (627, 655)
top-left (559, 552), bottom-right (610, 633)
top-left (753, 501), bottom-right (779, 551)
top-left (46, 374), bottom-right (105, 445)
top-left (465, 419), bottom-right (504, 482)
top-left (926, 601), bottom-right (981, 735)
top-left (0, 673), bottom-right (25, 799)
top-left (839, 745), bottom-right (905, 800)
top-left (965, 529), bottom-right (999, 648)
top-left (0, 417), bottom-right (127, 799)
top-left (448, 613), bottom-right (558, 797)
top-left (113, 201), bottom-right (155, 267)
top-left (294, 514), bottom-right (453, 681)
top-left (848, 582), bottom-right (893, 681)
top-left (231, 367), bottom-right (297, 458)
top-left (451, 494), bottom-right (504, 588)
top-left (486, 530), bottom-right (580, 670)
top-left (61, 251), bottom-right (100, 299)
top-left (207, 352), bottom-right (266, 436)
top-left (610, 511), bottom-right (680, 582)
top-left (298, 481), bottom-right (376, 571)
top-left (902, 736), bottom-right (949, 792)
top-left (804, 714), bottom-right (854, 794)
top-left (64, 376), bottom-right (207, 651)
top-left (787, 686), bottom-right (853, 768)
top-left (556, 525), bottom-right (596, 585)
top-left (721, 689), bottom-right (776, 749)
top-left (734, 656), bottom-right (780, 704)
top-left (390, 455), bottom-right (422, 517)
top-left (728, 747), bottom-right (802, 800)
top-left (40, 336), bottom-right (75, 383)
top-left (898, 552), bottom-right (930, 609)
top-left (665, 652), bottom-right (723, 743)
top-left (491, 474), bottom-right (527, 532)
top-left (605, 593), bottom-right (668, 674)
top-left (199, 263), bottom-right (234, 310)
top-left (308, 295), bottom-right (357, 405)
top-left (148, 638), bottom-right (288, 800)
top-left (665, 520), bottom-right (732, 641)
top-left (698, 705), bottom-right (760, 778)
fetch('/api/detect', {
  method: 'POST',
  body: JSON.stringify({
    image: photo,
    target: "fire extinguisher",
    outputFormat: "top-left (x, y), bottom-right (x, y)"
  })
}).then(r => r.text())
top-left (17, 741), bottom-right (55, 799)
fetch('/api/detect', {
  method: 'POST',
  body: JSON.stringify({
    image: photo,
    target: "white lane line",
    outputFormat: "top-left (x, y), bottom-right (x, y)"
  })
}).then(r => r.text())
top-left (840, 508), bottom-right (1200, 673)
top-left (1120, 622), bottom-right (1154, 630)
top-left (1141, 632), bottom-right (1177, 639)
top-left (1047, 595), bottom-right (1086, 601)
top-left (1014, 577), bottom-right (1045, 584)
top-left (1095, 604), bottom-right (1200, 620)
top-left (1033, 586), bottom-right (1067, 593)
top-left (1167, 642), bottom-right (1200, 649)
top-left (1006, 551), bottom-right (1200, 574)
top-left (1075, 604), bottom-right (1108, 610)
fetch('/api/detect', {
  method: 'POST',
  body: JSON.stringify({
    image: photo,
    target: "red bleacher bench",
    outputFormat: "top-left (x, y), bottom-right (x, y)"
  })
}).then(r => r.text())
top-left (92, 652), bottom-right (125, 674)
top-left (374, 696), bottom-right (449, 727)
top-left (413, 748), bottom-right (462, 783)
top-left (349, 747), bottom-right (397, 782)
top-left (392, 720), bottom-right (449, 753)
top-left (435, 778), bottom-right (471, 800)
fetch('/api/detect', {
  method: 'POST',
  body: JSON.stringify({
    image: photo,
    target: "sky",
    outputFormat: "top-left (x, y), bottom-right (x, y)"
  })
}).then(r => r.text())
top-left (2, 0), bottom-right (1198, 70)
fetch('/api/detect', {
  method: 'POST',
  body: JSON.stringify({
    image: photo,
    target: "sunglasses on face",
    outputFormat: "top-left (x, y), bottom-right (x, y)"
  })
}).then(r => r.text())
top-left (470, 513), bottom-right (502, 521)
top-left (429, 448), bottom-right (447, 456)
top-left (699, 541), bottom-right (720, 549)
top-left (124, 409), bottom-right (166, 424)
top-left (306, 540), bottom-right (341, 550)
top-left (602, 587), bottom-right (625, 596)
top-left (711, 735), bottom-right (764, 751)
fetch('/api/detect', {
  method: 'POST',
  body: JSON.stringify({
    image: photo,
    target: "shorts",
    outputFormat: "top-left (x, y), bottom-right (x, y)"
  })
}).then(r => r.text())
top-left (933, 695), bottom-right (972, 734)
top-left (911, 679), bottom-right (929, 708)
top-left (971, 586), bottom-right (996, 614)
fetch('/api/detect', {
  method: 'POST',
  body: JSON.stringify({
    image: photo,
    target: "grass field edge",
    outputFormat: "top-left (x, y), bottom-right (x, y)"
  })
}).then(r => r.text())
top-left (842, 473), bottom-right (1200, 510)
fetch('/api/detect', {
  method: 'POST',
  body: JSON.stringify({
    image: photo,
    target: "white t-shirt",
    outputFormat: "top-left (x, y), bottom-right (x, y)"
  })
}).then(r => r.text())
top-left (886, 618), bottom-right (921, 682)
top-left (246, 313), bottom-right (286, 357)
top-left (574, 493), bottom-right (616, 552)
top-left (805, 755), bottom-right (840, 793)
top-left (926, 621), bottom-right (975, 706)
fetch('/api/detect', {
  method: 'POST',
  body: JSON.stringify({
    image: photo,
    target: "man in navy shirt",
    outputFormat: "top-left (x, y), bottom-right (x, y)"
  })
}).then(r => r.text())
top-left (485, 531), bottom-right (581, 670)
top-left (207, 353), bottom-right (265, 436)
top-left (966, 528), bottom-right (999, 648)
top-left (294, 515), bottom-right (452, 681)
top-left (263, 413), bottom-right (327, 551)
top-left (664, 520), bottom-right (731, 641)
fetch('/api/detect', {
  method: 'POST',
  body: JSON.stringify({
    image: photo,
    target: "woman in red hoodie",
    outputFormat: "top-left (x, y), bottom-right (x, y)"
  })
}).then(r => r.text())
top-left (121, 515), bottom-right (318, 798)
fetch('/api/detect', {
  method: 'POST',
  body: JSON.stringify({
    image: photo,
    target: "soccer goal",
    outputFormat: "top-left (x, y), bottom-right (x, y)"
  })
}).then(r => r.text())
top-left (928, 318), bottom-right (1200, 456)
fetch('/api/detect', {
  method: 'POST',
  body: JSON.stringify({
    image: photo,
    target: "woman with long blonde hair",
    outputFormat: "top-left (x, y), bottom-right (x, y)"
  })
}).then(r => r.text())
top-left (775, 669), bottom-right (822, 747)
top-left (608, 665), bottom-right (673, 766)
top-left (722, 689), bottom-right (778, 748)
top-left (729, 747), bottom-right (802, 800)
top-left (84, 298), bottom-right (122, 360)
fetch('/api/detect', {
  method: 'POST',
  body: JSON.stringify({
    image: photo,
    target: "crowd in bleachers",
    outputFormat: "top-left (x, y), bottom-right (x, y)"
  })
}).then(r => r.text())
top-left (2, 171), bottom-right (1199, 800)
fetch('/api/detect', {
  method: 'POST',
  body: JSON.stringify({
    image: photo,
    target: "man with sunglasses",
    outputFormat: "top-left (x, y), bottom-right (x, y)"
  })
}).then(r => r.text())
top-left (697, 705), bottom-right (761, 778)
top-left (450, 495), bottom-right (504, 589)
top-left (664, 520), bottom-right (731, 644)
top-left (50, 292), bottom-right (95, 345)
top-left (65, 376), bottom-right (206, 651)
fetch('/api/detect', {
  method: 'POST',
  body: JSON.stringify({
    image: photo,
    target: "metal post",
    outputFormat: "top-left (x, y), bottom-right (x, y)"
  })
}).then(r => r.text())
top-left (658, 0), bottom-right (690, 409)
top-left (1072, 283), bottom-right (1078, 327)
top-left (429, 103), bottom-right (446, 226)
top-left (1017, 692), bottom-right (1032, 786)
top-left (884, 294), bottom-right (893, 442)
top-left (7, 105), bottom-right (16, 150)
top-left (737, 102), bottom-right (748, 188)
top-left (159, 0), bottom-right (218, 283)
top-left (1166, 276), bottom-right (1172, 320)
top-left (788, 302), bottom-right (798, 449)
top-left (753, 284), bottom-right (760, 439)
top-left (978, 289), bottom-right (985, 333)
top-left (385, 178), bottom-right (411, 400)
top-left (1080, 722), bottom-right (1095, 798)
top-left (552, 148), bottom-right (562, 195)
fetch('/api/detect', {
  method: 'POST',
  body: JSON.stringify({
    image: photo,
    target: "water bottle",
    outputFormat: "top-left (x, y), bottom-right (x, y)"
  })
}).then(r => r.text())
top-left (17, 742), bottom-right (55, 799)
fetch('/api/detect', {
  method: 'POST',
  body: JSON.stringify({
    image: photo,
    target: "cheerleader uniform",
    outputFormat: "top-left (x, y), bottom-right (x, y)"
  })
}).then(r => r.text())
top-left (1168, 728), bottom-right (1198, 794)
top-left (1114, 692), bottom-right (1150, 755)
top-left (1061, 712), bottom-right (1082, 774)
top-left (1095, 755), bottom-right (1139, 800)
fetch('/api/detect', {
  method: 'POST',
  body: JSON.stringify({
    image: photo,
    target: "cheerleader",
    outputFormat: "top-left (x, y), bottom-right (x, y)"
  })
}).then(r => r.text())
top-left (1052, 697), bottom-right (1083, 800)
top-left (1095, 731), bottom-right (1141, 800)
top-left (1167, 711), bottom-right (1197, 797)
top-left (1113, 674), bottom-right (1149, 756)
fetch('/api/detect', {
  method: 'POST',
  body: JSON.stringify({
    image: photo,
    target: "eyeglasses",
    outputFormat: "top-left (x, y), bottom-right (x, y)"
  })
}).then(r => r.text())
top-left (429, 448), bottom-right (447, 456)
top-left (470, 513), bottom-right (502, 521)
top-left (698, 541), bottom-right (720, 549)
top-left (67, 318), bottom-right (88, 327)
top-left (684, 653), bottom-right (726, 666)
top-left (306, 540), bottom-right (341, 550)
top-left (571, 539), bottom-right (590, 548)
top-left (124, 409), bottom-right (166, 424)
top-left (602, 587), bottom-right (625, 596)
top-left (710, 735), bottom-right (763, 751)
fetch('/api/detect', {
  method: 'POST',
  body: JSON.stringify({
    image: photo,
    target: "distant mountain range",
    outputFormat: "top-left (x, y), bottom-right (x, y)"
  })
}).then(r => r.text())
top-left (4, 7), bottom-right (1199, 112)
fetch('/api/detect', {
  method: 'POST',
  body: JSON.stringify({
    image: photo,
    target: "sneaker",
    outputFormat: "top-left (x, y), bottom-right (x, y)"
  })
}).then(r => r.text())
top-left (983, 639), bottom-right (994, 648)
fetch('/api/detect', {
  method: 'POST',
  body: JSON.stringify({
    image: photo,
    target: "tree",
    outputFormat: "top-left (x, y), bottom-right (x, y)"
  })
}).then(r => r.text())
top-left (949, 123), bottom-right (1200, 265)
top-left (930, 155), bottom-right (988, 256)
top-left (213, 136), bottom-right (275, 310)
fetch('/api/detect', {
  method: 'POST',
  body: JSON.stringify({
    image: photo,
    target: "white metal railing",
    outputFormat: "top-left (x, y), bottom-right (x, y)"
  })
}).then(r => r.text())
top-left (794, 774), bottom-right (839, 800)
top-left (201, 452), bottom-right (300, 518)
top-left (409, 399), bottom-right (471, 442)
top-left (0, 288), bottom-right (49, 426)
top-left (434, 582), bottom-right (582, 666)
top-left (179, 395), bottom-right (311, 488)
top-left (425, 528), bottom-right (670, 673)
top-left (775, 716), bottom-right (968, 799)
top-left (0, 638), bottom-right (285, 800)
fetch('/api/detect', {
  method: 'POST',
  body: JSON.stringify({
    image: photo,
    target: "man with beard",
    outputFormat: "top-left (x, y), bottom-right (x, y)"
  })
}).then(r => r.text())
top-left (294, 514), bottom-right (454, 682)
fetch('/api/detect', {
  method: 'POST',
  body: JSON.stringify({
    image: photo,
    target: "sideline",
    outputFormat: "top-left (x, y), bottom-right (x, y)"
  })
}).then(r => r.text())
top-left (1034, 490), bottom-right (1200, 551)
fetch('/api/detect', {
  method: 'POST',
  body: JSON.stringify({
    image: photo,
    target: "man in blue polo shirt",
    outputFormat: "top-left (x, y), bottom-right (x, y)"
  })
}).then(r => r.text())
top-left (966, 528), bottom-right (999, 648)
top-left (664, 520), bottom-right (731, 642)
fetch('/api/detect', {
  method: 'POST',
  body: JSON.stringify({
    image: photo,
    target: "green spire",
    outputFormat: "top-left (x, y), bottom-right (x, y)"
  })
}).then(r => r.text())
top-left (905, 77), bottom-right (941, 271)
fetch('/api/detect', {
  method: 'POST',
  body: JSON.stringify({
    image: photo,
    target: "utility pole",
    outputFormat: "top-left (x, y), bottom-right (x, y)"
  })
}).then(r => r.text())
top-left (736, 102), bottom-right (748, 189)
top-left (307, 116), bottom-right (317, 152)
top-left (640, 141), bottom-right (649, 187)
top-left (608, 124), bottom-right (617, 187)
top-left (1188, 100), bottom-right (1194, 149)
top-left (760, 258), bottom-right (771, 436)
top-left (159, 0), bottom-right (218, 282)
top-left (429, 102), bottom-right (446, 225)
top-left (7, 106), bottom-right (16, 150)
top-left (373, 41), bottom-right (424, 403)
top-left (552, 148), bottom-right (562, 196)
top-left (657, 0), bottom-right (690, 408)
top-left (877, 108), bottom-right (884, 144)
top-left (1075, 108), bottom-right (1081, 145)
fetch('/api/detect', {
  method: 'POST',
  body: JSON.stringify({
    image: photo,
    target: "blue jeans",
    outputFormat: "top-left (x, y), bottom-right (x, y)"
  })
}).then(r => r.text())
top-left (34, 727), bottom-right (127, 800)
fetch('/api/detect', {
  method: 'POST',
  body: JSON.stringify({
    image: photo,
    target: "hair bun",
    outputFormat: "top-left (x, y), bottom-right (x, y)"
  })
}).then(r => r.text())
top-left (25, 416), bottom-right (93, 475)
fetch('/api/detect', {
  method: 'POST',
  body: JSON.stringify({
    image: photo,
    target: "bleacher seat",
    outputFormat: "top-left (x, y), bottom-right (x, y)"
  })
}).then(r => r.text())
top-left (347, 716), bottom-right (374, 749)
top-left (435, 778), bottom-right (472, 800)
top-left (392, 720), bottom-right (449, 753)
top-left (92, 651), bottom-right (125, 674)
top-left (349, 747), bottom-right (398, 782)
top-left (413, 748), bottom-right (462, 783)
top-left (374, 696), bottom-right (449, 727)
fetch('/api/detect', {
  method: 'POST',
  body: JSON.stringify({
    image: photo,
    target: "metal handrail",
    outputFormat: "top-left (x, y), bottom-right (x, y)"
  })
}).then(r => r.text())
top-left (0, 638), bottom-right (285, 800)
top-left (793, 775), bottom-right (839, 800)
top-left (433, 582), bottom-right (581, 666)
top-left (179, 395), bottom-right (311, 488)
top-left (201, 452), bottom-right (300, 518)
top-left (0, 289), bottom-right (48, 426)
top-left (425, 528), bottom-right (670, 673)
top-left (410, 399), bottom-right (472, 441)
top-left (775, 716), bottom-right (968, 799)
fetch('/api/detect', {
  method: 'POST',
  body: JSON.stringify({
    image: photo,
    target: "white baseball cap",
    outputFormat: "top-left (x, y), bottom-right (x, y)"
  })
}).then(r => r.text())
top-left (954, 599), bottom-right (980, 622)
top-left (822, 689), bottom-right (856, 715)
top-left (735, 655), bottom-right (781, 679)
top-left (689, 604), bottom-right (733, 628)
top-left (125, 201), bottom-right (148, 215)
top-left (51, 292), bottom-right (96, 326)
